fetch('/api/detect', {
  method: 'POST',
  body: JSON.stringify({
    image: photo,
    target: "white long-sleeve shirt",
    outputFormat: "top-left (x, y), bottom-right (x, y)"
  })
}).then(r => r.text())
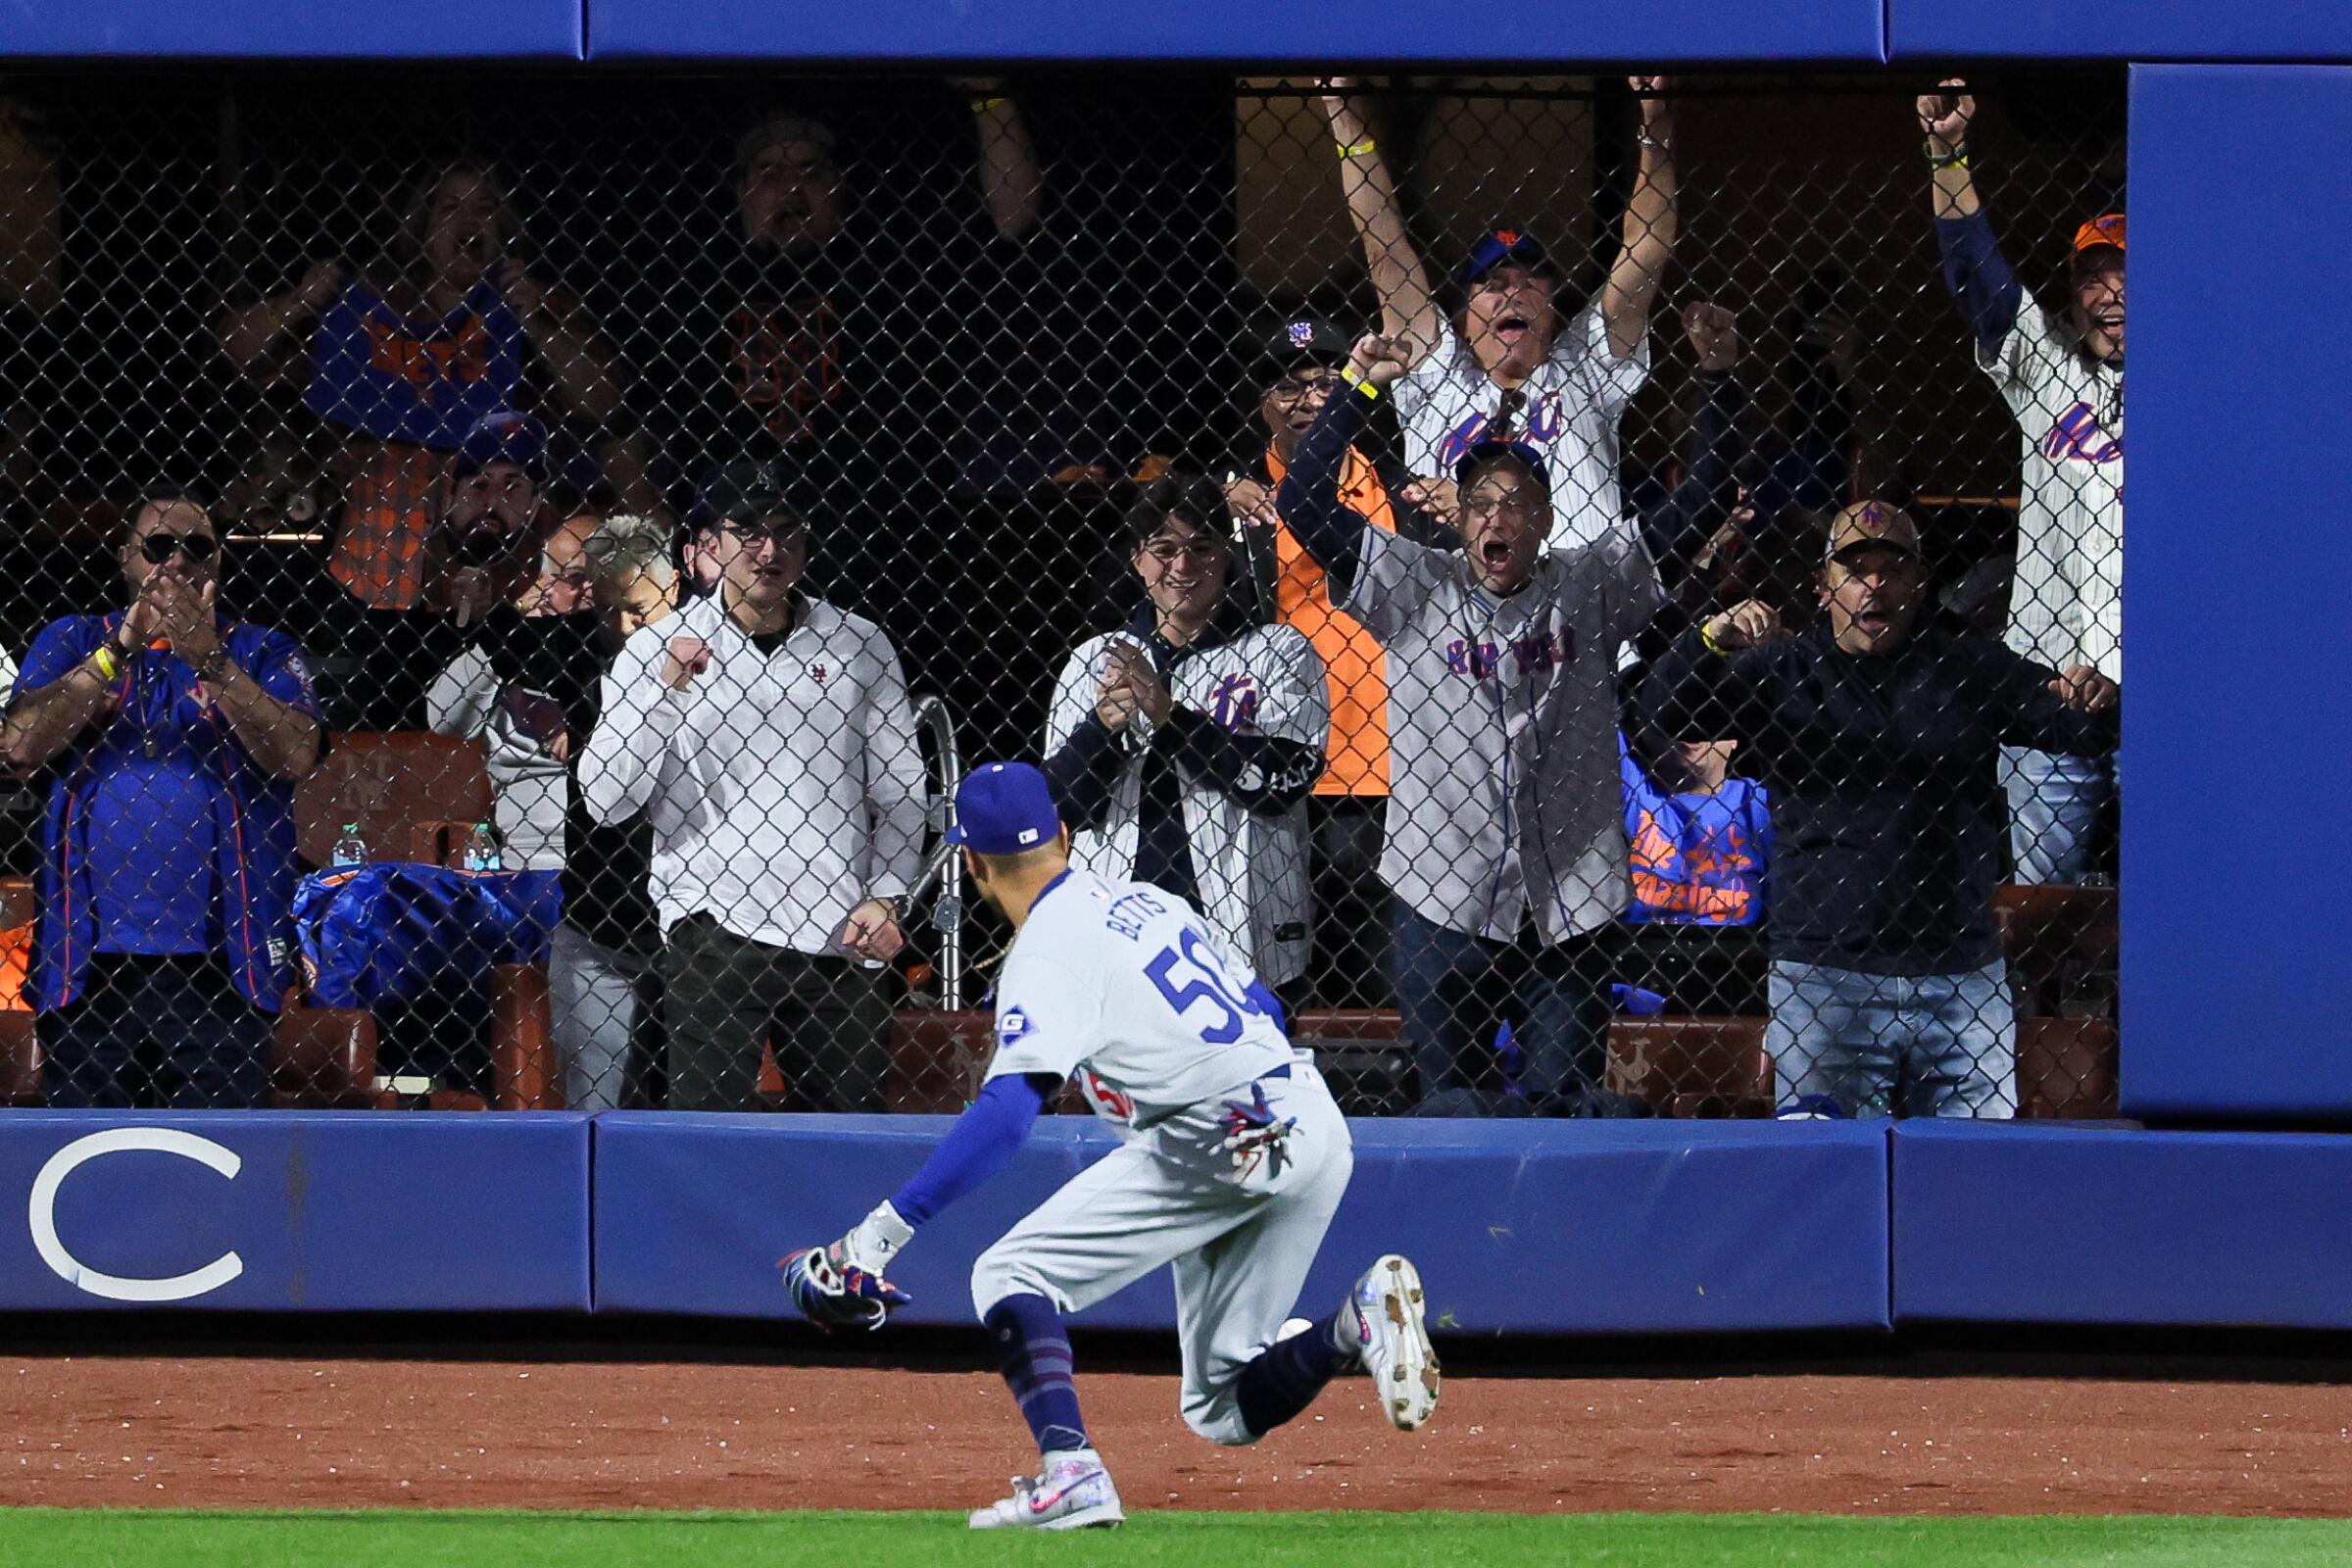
top-left (578, 592), bottom-right (928, 955)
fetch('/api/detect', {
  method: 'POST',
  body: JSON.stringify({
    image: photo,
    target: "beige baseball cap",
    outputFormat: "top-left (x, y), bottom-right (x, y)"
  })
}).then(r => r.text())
top-left (1824, 501), bottom-right (1921, 563)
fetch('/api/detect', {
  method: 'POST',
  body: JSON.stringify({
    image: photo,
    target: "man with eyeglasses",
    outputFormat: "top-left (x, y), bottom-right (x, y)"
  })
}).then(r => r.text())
top-left (1045, 474), bottom-right (1329, 1009)
top-left (3, 491), bottom-right (321, 1108)
top-left (579, 462), bottom-right (927, 1112)
top-left (1224, 318), bottom-right (1455, 1013)
top-left (1277, 336), bottom-right (1664, 1117)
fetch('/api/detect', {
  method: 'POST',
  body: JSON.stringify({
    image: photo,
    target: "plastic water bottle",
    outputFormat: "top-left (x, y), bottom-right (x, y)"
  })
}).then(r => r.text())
top-left (331, 822), bottom-right (368, 868)
top-left (462, 821), bottom-right (504, 873)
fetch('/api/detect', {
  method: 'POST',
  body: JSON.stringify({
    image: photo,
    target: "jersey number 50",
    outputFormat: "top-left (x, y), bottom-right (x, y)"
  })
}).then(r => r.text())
top-left (1146, 928), bottom-right (1264, 1046)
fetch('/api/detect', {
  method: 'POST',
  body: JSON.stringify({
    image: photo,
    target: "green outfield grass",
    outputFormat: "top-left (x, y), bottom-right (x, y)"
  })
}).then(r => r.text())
top-left (3, 1509), bottom-right (2350, 1566)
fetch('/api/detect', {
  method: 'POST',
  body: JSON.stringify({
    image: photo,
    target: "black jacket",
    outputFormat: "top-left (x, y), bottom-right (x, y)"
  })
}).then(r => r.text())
top-left (1642, 621), bottom-right (2120, 975)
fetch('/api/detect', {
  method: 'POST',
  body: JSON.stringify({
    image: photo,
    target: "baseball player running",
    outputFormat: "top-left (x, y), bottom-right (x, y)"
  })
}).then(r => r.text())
top-left (781, 760), bottom-right (1438, 1530)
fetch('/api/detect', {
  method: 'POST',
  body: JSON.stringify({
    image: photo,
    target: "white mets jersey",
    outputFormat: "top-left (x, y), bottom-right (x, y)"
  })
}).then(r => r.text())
top-left (1981, 296), bottom-right (2124, 682)
top-left (1394, 302), bottom-right (1651, 553)
top-left (982, 869), bottom-right (1295, 1132)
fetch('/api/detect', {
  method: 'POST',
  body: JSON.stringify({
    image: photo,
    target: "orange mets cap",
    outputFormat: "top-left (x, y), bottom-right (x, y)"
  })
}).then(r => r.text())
top-left (2072, 213), bottom-right (2127, 254)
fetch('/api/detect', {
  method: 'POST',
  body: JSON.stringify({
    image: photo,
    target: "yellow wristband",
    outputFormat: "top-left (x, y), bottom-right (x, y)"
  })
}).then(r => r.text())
top-left (1337, 137), bottom-right (1377, 160)
top-left (89, 644), bottom-right (119, 681)
top-left (1338, 365), bottom-right (1382, 401)
top-left (1698, 621), bottom-right (1731, 657)
top-left (971, 96), bottom-right (1007, 114)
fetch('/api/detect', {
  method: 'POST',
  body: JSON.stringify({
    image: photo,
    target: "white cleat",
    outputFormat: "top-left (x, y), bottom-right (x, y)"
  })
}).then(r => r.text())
top-left (967, 1446), bottom-right (1125, 1530)
top-left (1346, 1253), bottom-right (1440, 1432)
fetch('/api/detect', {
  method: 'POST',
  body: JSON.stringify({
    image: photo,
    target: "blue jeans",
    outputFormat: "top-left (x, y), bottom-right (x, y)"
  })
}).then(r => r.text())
top-left (1389, 902), bottom-right (1626, 1116)
top-left (2001, 746), bottom-right (2116, 886)
top-left (1766, 957), bottom-right (2016, 1118)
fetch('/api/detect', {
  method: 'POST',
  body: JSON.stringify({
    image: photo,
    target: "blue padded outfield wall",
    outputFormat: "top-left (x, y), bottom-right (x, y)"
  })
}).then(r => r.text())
top-left (0, 1113), bottom-right (592, 1311)
top-left (1890, 1122), bottom-right (2352, 1329)
top-left (592, 1115), bottom-right (1891, 1333)
top-left (580, 0), bottom-right (1884, 65)
top-left (8, 1112), bottom-right (2352, 1331)
top-left (0, 1), bottom-right (581, 58)
top-left (16, 0), bottom-right (2352, 64)
top-left (1889, 2), bottom-right (2352, 63)
top-left (2121, 65), bottom-right (2352, 1124)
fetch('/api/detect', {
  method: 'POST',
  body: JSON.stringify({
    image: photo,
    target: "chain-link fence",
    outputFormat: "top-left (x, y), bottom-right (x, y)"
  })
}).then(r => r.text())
top-left (0, 67), bottom-right (2124, 1119)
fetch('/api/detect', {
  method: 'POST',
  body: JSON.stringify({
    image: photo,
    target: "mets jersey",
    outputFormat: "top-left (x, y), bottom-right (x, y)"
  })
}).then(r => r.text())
top-left (1981, 297), bottom-right (2123, 681)
top-left (1340, 526), bottom-right (1665, 946)
top-left (982, 870), bottom-right (1294, 1132)
top-left (1394, 302), bottom-right (1650, 553)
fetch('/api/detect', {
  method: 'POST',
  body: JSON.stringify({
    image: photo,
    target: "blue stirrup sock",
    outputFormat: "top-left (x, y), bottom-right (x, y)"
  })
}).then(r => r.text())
top-left (984, 1293), bottom-right (1091, 1455)
top-left (1235, 1308), bottom-right (1349, 1438)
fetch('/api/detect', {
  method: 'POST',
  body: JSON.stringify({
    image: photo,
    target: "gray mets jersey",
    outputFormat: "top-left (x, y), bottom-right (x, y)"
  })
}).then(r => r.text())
top-left (1338, 526), bottom-right (1666, 945)
top-left (1982, 296), bottom-right (2124, 681)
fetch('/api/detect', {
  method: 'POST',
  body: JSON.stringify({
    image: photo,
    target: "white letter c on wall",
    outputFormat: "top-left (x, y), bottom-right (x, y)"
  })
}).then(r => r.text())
top-left (27, 1129), bottom-right (244, 1302)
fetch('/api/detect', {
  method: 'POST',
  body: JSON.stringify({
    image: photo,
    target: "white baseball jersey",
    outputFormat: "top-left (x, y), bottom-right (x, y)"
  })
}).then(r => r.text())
top-left (1395, 301), bottom-right (1650, 553)
top-left (1341, 526), bottom-right (1665, 945)
top-left (1045, 625), bottom-right (1328, 986)
top-left (1982, 297), bottom-right (2124, 681)
top-left (983, 869), bottom-right (1295, 1131)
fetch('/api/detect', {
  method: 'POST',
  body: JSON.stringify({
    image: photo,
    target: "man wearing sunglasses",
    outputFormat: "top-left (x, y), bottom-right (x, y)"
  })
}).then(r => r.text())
top-left (579, 461), bottom-right (927, 1112)
top-left (2, 491), bottom-right (321, 1108)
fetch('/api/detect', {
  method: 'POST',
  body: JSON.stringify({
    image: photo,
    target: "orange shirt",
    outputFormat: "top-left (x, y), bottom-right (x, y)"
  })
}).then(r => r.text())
top-left (1263, 443), bottom-right (1396, 797)
top-left (328, 436), bottom-right (452, 612)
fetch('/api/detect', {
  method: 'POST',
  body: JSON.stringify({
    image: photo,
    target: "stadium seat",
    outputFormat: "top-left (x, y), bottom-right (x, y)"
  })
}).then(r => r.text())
top-left (0, 1007), bottom-right (37, 1105)
top-left (1607, 1017), bottom-right (1774, 1118)
top-left (270, 997), bottom-right (378, 1109)
top-left (1994, 883), bottom-right (2119, 1018)
top-left (0, 874), bottom-right (35, 1103)
top-left (292, 732), bottom-right (556, 1110)
top-left (1291, 1007), bottom-right (1412, 1115)
top-left (492, 961), bottom-right (560, 1109)
top-left (292, 732), bottom-right (495, 871)
top-left (2016, 1016), bottom-right (2119, 1120)
top-left (885, 1008), bottom-right (995, 1113)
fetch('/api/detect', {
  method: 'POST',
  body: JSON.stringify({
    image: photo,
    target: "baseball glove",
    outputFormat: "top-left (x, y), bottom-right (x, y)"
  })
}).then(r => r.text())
top-left (780, 1241), bottom-right (911, 1332)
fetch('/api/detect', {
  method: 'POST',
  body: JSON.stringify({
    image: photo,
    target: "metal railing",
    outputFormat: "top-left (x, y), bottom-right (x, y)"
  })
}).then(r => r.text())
top-left (906, 694), bottom-right (966, 1008)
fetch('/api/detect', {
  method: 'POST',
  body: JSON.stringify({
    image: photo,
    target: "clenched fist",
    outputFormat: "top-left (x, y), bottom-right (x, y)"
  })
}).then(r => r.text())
top-left (1347, 332), bottom-right (1418, 389)
top-left (662, 635), bottom-right (712, 691)
top-left (1918, 78), bottom-right (1976, 152)
top-left (1703, 599), bottom-right (1788, 651)
top-left (2046, 664), bottom-right (2119, 713)
top-left (1682, 302), bottom-right (1740, 373)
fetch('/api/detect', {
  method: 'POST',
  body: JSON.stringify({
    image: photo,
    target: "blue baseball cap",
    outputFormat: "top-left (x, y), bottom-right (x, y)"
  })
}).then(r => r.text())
top-left (453, 409), bottom-right (546, 478)
top-left (1452, 437), bottom-right (1552, 492)
top-left (1458, 225), bottom-right (1552, 286)
top-left (945, 761), bottom-right (1064, 856)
